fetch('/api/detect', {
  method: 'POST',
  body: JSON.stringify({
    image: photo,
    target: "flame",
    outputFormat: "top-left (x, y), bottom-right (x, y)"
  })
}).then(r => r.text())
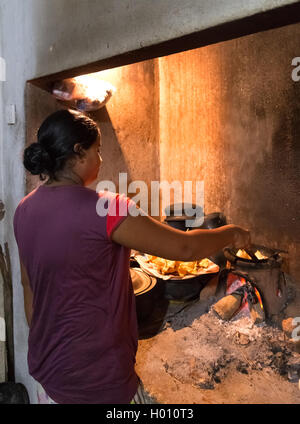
top-left (240, 277), bottom-right (246, 285)
top-left (254, 287), bottom-right (264, 310)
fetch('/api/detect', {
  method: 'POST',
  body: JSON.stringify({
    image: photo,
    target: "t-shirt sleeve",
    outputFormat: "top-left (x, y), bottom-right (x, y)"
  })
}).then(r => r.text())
top-left (96, 191), bottom-right (137, 241)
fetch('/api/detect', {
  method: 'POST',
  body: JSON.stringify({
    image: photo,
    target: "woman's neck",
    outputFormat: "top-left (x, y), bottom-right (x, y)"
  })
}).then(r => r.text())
top-left (45, 173), bottom-right (84, 187)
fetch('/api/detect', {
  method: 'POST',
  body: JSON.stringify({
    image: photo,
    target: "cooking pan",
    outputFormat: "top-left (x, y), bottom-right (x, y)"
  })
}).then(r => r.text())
top-left (130, 268), bottom-right (158, 322)
top-left (133, 253), bottom-right (220, 302)
top-left (223, 244), bottom-right (283, 268)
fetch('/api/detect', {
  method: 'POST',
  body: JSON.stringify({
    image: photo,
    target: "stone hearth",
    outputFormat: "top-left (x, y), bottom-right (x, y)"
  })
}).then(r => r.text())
top-left (135, 273), bottom-right (300, 404)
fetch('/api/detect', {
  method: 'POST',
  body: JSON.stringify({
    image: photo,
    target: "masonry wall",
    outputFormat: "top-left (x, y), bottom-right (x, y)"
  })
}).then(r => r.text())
top-left (158, 22), bottom-right (300, 280)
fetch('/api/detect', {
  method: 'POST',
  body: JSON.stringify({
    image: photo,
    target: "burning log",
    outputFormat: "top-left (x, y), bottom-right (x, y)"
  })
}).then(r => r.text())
top-left (213, 293), bottom-right (242, 321)
top-left (223, 245), bottom-right (288, 319)
top-left (213, 270), bottom-right (266, 323)
top-left (250, 301), bottom-right (265, 324)
top-left (249, 286), bottom-right (265, 323)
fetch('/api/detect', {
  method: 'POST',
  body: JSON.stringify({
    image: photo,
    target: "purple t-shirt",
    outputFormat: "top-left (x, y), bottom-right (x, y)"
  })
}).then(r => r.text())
top-left (13, 185), bottom-right (139, 404)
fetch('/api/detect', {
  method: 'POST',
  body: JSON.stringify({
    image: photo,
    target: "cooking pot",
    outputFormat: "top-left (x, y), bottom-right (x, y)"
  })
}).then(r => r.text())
top-left (160, 272), bottom-right (218, 302)
top-left (164, 203), bottom-right (204, 231)
top-left (164, 203), bottom-right (226, 231)
top-left (163, 204), bottom-right (227, 267)
top-left (199, 212), bottom-right (227, 267)
top-left (199, 212), bottom-right (227, 229)
top-left (130, 268), bottom-right (158, 322)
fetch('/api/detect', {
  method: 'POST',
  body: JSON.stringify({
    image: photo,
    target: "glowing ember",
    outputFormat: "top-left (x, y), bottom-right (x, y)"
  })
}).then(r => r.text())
top-left (226, 274), bottom-right (244, 294)
top-left (254, 287), bottom-right (264, 310)
top-left (240, 277), bottom-right (246, 285)
top-left (224, 272), bottom-right (265, 321)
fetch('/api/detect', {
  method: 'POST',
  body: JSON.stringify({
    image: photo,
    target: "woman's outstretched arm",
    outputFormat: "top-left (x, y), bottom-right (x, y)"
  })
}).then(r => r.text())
top-left (112, 213), bottom-right (250, 261)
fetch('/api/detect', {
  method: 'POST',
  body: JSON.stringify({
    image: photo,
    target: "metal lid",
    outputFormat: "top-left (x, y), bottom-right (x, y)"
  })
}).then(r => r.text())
top-left (164, 215), bottom-right (190, 222)
top-left (164, 203), bottom-right (203, 217)
top-left (130, 268), bottom-right (157, 295)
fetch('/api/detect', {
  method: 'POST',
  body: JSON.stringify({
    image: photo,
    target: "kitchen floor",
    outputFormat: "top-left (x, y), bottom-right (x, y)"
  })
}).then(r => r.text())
top-left (135, 276), bottom-right (300, 404)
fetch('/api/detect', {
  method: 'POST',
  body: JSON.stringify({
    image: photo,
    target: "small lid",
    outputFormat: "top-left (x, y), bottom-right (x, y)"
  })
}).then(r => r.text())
top-left (130, 268), bottom-right (157, 295)
top-left (204, 212), bottom-right (225, 221)
top-left (164, 215), bottom-right (191, 222)
top-left (164, 203), bottom-right (203, 217)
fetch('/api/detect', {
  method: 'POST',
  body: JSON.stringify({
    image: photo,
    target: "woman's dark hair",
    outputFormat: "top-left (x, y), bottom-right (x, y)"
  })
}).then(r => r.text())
top-left (23, 109), bottom-right (100, 181)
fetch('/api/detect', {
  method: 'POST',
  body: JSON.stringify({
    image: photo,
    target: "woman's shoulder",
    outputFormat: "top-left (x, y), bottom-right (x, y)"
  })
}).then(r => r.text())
top-left (14, 187), bottom-right (39, 213)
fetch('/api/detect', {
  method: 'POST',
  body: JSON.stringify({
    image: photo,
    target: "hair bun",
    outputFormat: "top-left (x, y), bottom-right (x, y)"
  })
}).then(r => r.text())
top-left (23, 142), bottom-right (52, 176)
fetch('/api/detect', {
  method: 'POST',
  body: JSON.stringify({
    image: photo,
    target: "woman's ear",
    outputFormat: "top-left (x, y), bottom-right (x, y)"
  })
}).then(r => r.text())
top-left (73, 143), bottom-right (85, 160)
top-left (73, 143), bottom-right (82, 154)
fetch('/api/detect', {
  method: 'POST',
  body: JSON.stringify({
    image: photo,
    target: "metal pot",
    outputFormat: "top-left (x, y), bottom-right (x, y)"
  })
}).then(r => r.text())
top-left (164, 205), bottom-right (227, 267)
top-left (163, 216), bottom-right (189, 231)
top-left (164, 203), bottom-right (204, 230)
top-left (160, 272), bottom-right (218, 302)
top-left (199, 212), bottom-right (227, 229)
top-left (164, 205), bottom-right (226, 232)
top-left (198, 212), bottom-right (227, 267)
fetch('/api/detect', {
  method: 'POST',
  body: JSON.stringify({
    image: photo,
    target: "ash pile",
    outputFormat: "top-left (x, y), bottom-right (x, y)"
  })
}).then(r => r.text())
top-left (162, 308), bottom-right (299, 391)
top-left (161, 268), bottom-right (300, 391)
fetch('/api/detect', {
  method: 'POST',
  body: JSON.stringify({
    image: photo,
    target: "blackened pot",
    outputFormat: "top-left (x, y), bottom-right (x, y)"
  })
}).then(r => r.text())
top-left (164, 212), bottom-right (227, 232)
top-left (163, 216), bottom-right (188, 231)
top-left (199, 212), bottom-right (227, 230)
top-left (164, 202), bottom-right (204, 230)
top-left (160, 272), bottom-right (219, 302)
top-left (163, 212), bottom-right (227, 268)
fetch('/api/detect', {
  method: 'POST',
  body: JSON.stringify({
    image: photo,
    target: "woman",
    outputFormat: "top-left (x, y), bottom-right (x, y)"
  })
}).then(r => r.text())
top-left (13, 109), bottom-right (250, 404)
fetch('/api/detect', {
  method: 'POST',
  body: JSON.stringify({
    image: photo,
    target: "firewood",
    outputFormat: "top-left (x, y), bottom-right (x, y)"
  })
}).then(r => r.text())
top-left (250, 302), bottom-right (265, 324)
top-left (212, 293), bottom-right (242, 321)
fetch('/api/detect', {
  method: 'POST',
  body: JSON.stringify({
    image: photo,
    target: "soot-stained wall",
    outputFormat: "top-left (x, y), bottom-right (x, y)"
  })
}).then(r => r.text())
top-left (159, 22), bottom-right (300, 281)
